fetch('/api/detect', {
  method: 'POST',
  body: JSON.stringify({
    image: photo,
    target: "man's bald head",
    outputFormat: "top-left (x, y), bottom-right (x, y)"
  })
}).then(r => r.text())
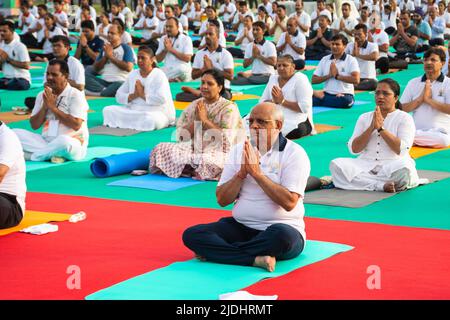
top-left (248, 102), bottom-right (284, 152)
top-left (250, 102), bottom-right (284, 124)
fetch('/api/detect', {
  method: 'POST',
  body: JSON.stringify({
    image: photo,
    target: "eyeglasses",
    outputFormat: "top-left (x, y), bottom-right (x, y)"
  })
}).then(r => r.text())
top-left (246, 118), bottom-right (277, 126)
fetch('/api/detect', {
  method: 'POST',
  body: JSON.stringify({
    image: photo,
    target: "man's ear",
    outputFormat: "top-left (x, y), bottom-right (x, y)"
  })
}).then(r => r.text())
top-left (276, 120), bottom-right (283, 131)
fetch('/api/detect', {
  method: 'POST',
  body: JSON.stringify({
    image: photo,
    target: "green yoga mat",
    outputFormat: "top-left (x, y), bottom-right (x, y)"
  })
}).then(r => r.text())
top-left (86, 240), bottom-right (353, 300)
top-left (26, 146), bottom-right (136, 172)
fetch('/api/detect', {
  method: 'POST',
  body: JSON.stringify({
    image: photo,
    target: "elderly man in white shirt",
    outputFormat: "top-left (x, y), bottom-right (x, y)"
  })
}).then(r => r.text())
top-left (103, 46), bottom-right (175, 131)
top-left (330, 78), bottom-right (420, 193)
top-left (277, 17), bottom-right (307, 70)
top-left (14, 60), bottom-right (89, 164)
top-left (183, 102), bottom-right (310, 272)
top-left (346, 23), bottom-right (379, 91)
top-left (232, 21), bottom-right (276, 85)
top-left (312, 34), bottom-right (361, 109)
top-left (400, 47), bottom-right (450, 148)
top-left (0, 121), bottom-right (26, 229)
top-left (156, 17), bottom-right (193, 82)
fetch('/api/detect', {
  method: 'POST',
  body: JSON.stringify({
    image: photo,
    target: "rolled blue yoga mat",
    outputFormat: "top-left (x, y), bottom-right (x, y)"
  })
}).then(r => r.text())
top-left (90, 149), bottom-right (152, 178)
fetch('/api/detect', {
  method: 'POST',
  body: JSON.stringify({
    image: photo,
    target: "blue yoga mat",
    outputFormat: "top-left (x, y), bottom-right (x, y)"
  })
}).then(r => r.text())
top-left (90, 149), bottom-right (152, 178)
top-left (86, 240), bottom-right (353, 300)
top-left (107, 174), bottom-right (205, 191)
top-left (313, 100), bottom-right (371, 113)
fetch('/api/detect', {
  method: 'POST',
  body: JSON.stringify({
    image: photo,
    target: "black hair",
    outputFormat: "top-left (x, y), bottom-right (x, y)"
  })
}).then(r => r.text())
top-left (354, 23), bottom-right (368, 34)
top-left (424, 47), bottom-right (446, 62)
top-left (278, 5), bottom-right (286, 11)
top-left (278, 54), bottom-right (295, 65)
top-left (330, 34), bottom-right (348, 45)
top-left (253, 20), bottom-right (266, 31)
top-left (112, 17), bottom-right (125, 33)
top-left (201, 69), bottom-right (225, 95)
top-left (0, 20), bottom-right (15, 31)
top-left (50, 35), bottom-right (71, 48)
top-left (138, 45), bottom-right (157, 67)
top-left (37, 4), bottom-right (47, 11)
top-left (378, 78), bottom-right (402, 109)
top-left (81, 20), bottom-right (95, 31)
top-left (166, 16), bottom-right (180, 26)
top-left (48, 59), bottom-right (70, 77)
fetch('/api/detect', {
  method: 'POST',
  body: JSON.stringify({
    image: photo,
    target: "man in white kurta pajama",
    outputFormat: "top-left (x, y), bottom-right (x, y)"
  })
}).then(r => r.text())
top-left (330, 108), bottom-right (420, 192)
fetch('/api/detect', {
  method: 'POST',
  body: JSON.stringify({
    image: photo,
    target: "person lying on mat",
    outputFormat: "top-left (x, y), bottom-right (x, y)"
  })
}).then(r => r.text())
top-left (102, 46), bottom-right (176, 131)
top-left (276, 17), bottom-right (307, 70)
top-left (0, 20), bottom-right (31, 91)
top-left (231, 21), bottom-right (276, 85)
top-left (155, 17), bottom-right (194, 82)
top-left (182, 102), bottom-right (310, 272)
top-left (0, 121), bottom-right (26, 229)
top-left (345, 23), bottom-right (379, 92)
top-left (258, 54), bottom-right (314, 139)
top-left (400, 47), bottom-right (450, 148)
top-left (330, 78), bottom-right (420, 193)
top-left (176, 23), bottom-right (234, 102)
top-left (312, 34), bottom-right (360, 109)
top-left (150, 69), bottom-right (245, 181)
top-left (13, 59), bottom-right (89, 164)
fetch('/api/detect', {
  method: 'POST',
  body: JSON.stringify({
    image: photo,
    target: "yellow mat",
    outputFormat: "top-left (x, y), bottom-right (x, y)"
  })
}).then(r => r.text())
top-left (410, 146), bottom-right (450, 159)
top-left (231, 94), bottom-right (260, 101)
top-left (0, 111), bottom-right (30, 124)
top-left (0, 210), bottom-right (71, 236)
top-left (315, 123), bottom-right (342, 134)
top-left (86, 96), bottom-right (109, 100)
top-left (174, 100), bottom-right (191, 110)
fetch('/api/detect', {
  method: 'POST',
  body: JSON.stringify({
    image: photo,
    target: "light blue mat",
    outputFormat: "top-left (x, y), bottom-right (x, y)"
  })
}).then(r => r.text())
top-left (86, 240), bottom-right (353, 300)
top-left (107, 173), bottom-right (206, 191)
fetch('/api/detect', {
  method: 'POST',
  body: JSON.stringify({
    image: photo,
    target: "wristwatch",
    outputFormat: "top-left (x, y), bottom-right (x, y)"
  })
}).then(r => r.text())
top-left (377, 126), bottom-right (385, 133)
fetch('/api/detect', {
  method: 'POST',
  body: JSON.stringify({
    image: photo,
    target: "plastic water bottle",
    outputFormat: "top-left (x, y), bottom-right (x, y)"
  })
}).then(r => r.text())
top-left (69, 211), bottom-right (87, 223)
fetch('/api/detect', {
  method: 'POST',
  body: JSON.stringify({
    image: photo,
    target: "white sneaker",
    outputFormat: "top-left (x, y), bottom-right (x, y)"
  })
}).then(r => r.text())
top-left (319, 175), bottom-right (333, 186)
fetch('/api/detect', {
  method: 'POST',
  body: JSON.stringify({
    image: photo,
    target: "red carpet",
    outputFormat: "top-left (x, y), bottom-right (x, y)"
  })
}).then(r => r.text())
top-left (1, 192), bottom-right (449, 299)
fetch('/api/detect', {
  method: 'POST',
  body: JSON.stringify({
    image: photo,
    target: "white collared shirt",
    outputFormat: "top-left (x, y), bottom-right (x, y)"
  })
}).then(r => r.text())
top-left (277, 30), bottom-right (306, 60)
top-left (370, 29), bottom-right (389, 58)
top-left (156, 32), bottom-right (193, 73)
top-left (345, 41), bottom-right (378, 79)
top-left (235, 27), bottom-right (254, 52)
top-left (0, 123), bottom-right (26, 215)
top-left (219, 2), bottom-right (237, 23)
top-left (244, 39), bottom-right (277, 75)
top-left (134, 16), bottom-right (160, 40)
top-left (218, 138), bottom-right (311, 241)
top-left (400, 74), bottom-right (450, 132)
top-left (310, 9), bottom-right (332, 30)
top-left (233, 10), bottom-right (255, 32)
top-left (259, 73), bottom-right (314, 134)
top-left (0, 38), bottom-right (31, 82)
top-left (199, 19), bottom-right (226, 47)
top-left (331, 16), bottom-right (359, 42)
top-left (32, 84), bottom-right (89, 146)
top-left (314, 53), bottom-right (360, 95)
top-left (18, 12), bottom-right (37, 36)
top-left (289, 11), bottom-right (311, 37)
top-left (192, 46), bottom-right (234, 89)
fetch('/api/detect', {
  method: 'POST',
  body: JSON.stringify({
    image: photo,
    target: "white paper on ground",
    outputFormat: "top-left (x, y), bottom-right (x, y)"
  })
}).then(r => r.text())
top-left (20, 223), bottom-right (59, 235)
top-left (219, 290), bottom-right (278, 300)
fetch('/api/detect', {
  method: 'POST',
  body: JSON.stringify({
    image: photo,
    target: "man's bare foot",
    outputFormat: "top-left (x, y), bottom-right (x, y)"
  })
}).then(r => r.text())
top-left (253, 256), bottom-right (276, 272)
top-left (313, 90), bottom-right (325, 99)
top-left (383, 181), bottom-right (396, 193)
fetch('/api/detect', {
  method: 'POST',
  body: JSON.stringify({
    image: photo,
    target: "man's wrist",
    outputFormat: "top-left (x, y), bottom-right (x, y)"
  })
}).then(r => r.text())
top-left (236, 171), bottom-right (246, 180)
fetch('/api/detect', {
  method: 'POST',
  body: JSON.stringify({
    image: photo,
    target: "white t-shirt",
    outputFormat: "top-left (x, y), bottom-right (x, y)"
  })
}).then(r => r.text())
top-left (235, 27), bottom-right (254, 52)
top-left (310, 9), bottom-right (332, 30)
top-left (314, 53), bottom-right (360, 95)
top-left (277, 30), bottom-right (307, 60)
top-left (156, 32), bottom-right (193, 73)
top-left (110, 13), bottom-right (125, 24)
top-left (244, 39), bottom-right (277, 75)
top-left (98, 44), bottom-right (135, 82)
top-left (259, 73), bottom-right (314, 135)
top-left (345, 41), bottom-right (378, 79)
top-left (331, 16), bottom-right (359, 42)
top-left (233, 10), bottom-right (255, 32)
top-left (121, 6), bottom-right (134, 29)
top-left (0, 38), bottom-right (31, 82)
top-left (0, 123), bottom-right (26, 214)
top-left (219, 2), bottom-right (237, 23)
top-left (192, 46), bottom-right (234, 89)
top-left (42, 26), bottom-right (65, 54)
top-left (32, 84), bottom-right (89, 147)
top-left (54, 11), bottom-right (69, 34)
top-left (400, 74), bottom-right (450, 132)
top-left (35, 18), bottom-right (46, 42)
top-left (218, 137), bottom-right (311, 241)
top-left (443, 11), bottom-right (450, 36)
top-left (370, 29), bottom-right (390, 58)
top-left (289, 11), bottom-right (311, 37)
top-left (18, 12), bottom-right (37, 35)
top-left (134, 16), bottom-right (160, 40)
top-left (95, 23), bottom-right (110, 41)
top-left (199, 19), bottom-right (226, 47)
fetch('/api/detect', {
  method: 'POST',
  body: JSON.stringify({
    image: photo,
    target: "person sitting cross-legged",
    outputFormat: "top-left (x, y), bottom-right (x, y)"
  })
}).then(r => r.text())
top-left (103, 46), bottom-right (176, 131)
top-left (276, 17), bottom-right (307, 70)
top-left (312, 34), bottom-right (360, 109)
top-left (330, 78), bottom-right (420, 193)
top-left (182, 102), bottom-right (310, 272)
top-left (231, 21), bottom-right (276, 85)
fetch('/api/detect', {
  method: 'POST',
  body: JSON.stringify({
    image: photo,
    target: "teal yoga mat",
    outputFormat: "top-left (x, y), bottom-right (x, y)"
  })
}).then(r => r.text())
top-left (86, 240), bottom-right (353, 300)
top-left (26, 146), bottom-right (136, 172)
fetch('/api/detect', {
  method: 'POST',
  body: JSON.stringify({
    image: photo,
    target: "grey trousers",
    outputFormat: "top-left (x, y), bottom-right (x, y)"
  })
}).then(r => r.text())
top-left (231, 74), bottom-right (271, 85)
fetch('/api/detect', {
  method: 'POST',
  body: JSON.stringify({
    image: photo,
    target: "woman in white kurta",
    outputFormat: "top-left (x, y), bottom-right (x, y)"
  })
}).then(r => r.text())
top-left (330, 78), bottom-right (420, 193)
top-left (103, 47), bottom-right (175, 131)
top-left (259, 55), bottom-right (314, 139)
